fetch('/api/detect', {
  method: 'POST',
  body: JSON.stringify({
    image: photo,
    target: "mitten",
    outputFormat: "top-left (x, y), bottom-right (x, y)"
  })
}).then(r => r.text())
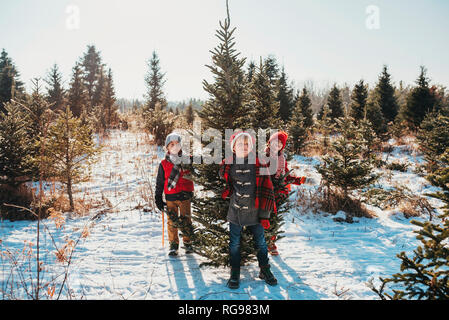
top-left (260, 219), bottom-right (270, 230)
top-left (155, 196), bottom-right (166, 212)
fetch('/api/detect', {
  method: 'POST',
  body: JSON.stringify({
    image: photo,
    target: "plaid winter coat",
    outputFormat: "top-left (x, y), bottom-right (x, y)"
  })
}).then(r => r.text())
top-left (219, 155), bottom-right (277, 216)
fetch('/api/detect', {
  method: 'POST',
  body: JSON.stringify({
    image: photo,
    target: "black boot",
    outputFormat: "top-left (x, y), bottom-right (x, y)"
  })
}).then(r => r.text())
top-left (227, 268), bottom-right (240, 289)
top-left (168, 242), bottom-right (179, 256)
top-left (259, 264), bottom-right (277, 286)
top-left (184, 242), bottom-right (194, 254)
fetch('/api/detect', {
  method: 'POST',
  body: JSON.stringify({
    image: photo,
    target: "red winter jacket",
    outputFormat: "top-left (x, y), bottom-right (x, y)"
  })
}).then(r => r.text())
top-left (155, 158), bottom-right (194, 202)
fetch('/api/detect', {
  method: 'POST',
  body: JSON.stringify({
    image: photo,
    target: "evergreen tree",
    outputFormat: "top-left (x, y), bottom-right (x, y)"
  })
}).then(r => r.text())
top-left (189, 2), bottom-right (256, 267)
top-left (315, 114), bottom-right (379, 221)
top-left (372, 65), bottom-right (399, 123)
top-left (92, 65), bottom-right (106, 108)
top-left (366, 90), bottom-right (388, 138)
top-left (80, 45), bottom-right (103, 112)
top-left (185, 103), bottom-right (195, 126)
top-left (263, 55), bottom-right (279, 86)
top-left (277, 67), bottom-right (295, 123)
top-left (371, 149), bottom-right (449, 299)
top-left (0, 49), bottom-right (25, 113)
top-left (67, 63), bottom-right (89, 117)
top-left (350, 79), bottom-right (368, 122)
top-left (417, 110), bottom-right (449, 173)
top-left (0, 101), bottom-right (33, 187)
top-left (248, 58), bottom-right (280, 130)
top-left (400, 66), bottom-right (438, 130)
top-left (314, 104), bottom-right (334, 152)
top-left (295, 87), bottom-right (314, 129)
top-left (23, 79), bottom-right (54, 179)
top-left (247, 61), bottom-right (255, 83)
top-left (44, 63), bottom-right (65, 112)
top-left (40, 106), bottom-right (100, 211)
top-left (288, 109), bottom-right (308, 154)
top-left (358, 117), bottom-right (381, 162)
top-left (327, 84), bottom-right (344, 123)
top-left (102, 68), bottom-right (118, 129)
top-left (144, 102), bottom-right (176, 146)
top-left (144, 51), bottom-right (167, 113)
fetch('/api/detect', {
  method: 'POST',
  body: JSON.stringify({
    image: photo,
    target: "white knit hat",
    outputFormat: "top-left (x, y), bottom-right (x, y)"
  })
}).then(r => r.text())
top-left (230, 131), bottom-right (254, 152)
top-left (165, 132), bottom-right (182, 148)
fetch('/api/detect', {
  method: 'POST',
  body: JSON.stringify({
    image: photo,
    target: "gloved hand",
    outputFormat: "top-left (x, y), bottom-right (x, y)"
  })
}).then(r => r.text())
top-left (260, 219), bottom-right (270, 230)
top-left (294, 176), bottom-right (306, 185)
top-left (155, 196), bottom-right (166, 212)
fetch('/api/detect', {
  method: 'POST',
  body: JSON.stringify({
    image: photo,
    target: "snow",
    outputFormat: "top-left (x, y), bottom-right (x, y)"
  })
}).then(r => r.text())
top-left (0, 129), bottom-right (445, 300)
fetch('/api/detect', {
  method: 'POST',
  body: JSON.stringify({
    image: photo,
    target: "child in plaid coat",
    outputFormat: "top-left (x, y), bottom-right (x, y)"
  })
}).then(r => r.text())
top-left (265, 131), bottom-right (307, 255)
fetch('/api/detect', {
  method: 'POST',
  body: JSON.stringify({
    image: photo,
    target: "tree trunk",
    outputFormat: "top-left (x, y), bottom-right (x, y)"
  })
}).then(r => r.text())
top-left (67, 176), bottom-right (74, 212)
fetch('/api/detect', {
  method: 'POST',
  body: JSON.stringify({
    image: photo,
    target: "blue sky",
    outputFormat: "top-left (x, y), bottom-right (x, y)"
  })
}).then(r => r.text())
top-left (1, 0), bottom-right (448, 101)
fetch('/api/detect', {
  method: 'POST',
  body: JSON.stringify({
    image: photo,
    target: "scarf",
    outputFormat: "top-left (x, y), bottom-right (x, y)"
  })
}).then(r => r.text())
top-left (165, 150), bottom-right (187, 191)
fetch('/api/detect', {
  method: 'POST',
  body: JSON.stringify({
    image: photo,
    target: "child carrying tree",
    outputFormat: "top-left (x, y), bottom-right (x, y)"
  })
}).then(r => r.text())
top-left (155, 132), bottom-right (194, 256)
top-left (265, 131), bottom-right (307, 256)
top-left (219, 130), bottom-right (278, 289)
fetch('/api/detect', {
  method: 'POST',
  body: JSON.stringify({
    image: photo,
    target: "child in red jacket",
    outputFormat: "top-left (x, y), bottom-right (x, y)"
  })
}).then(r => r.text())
top-left (155, 132), bottom-right (194, 256)
top-left (265, 131), bottom-right (307, 255)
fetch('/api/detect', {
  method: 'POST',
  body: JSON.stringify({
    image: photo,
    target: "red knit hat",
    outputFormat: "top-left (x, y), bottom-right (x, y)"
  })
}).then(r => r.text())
top-left (267, 131), bottom-right (288, 151)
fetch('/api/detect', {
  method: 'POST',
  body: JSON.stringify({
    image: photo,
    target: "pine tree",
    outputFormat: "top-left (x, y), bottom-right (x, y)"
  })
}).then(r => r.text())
top-left (277, 67), bottom-right (295, 123)
top-left (288, 103), bottom-right (308, 154)
top-left (144, 51), bottom-right (167, 113)
top-left (185, 103), bottom-right (195, 126)
top-left (417, 110), bottom-right (449, 173)
top-left (358, 117), bottom-right (381, 162)
top-left (366, 90), bottom-right (388, 138)
top-left (23, 79), bottom-right (54, 179)
top-left (263, 55), bottom-right (279, 86)
top-left (350, 80), bottom-right (368, 122)
top-left (144, 102), bottom-right (176, 146)
top-left (102, 68), bottom-right (118, 129)
top-left (248, 58), bottom-right (280, 130)
top-left (44, 64), bottom-right (65, 112)
top-left (80, 45), bottom-right (103, 112)
top-left (247, 61), bottom-right (255, 83)
top-left (67, 63), bottom-right (89, 117)
top-left (0, 49), bottom-right (25, 113)
top-left (315, 114), bottom-right (379, 221)
top-left (327, 84), bottom-right (344, 123)
top-left (372, 65), bottom-right (399, 124)
top-left (40, 106), bottom-right (100, 211)
top-left (314, 104), bottom-right (334, 152)
top-left (371, 149), bottom-right (449, 299)
top-left (188, 2), bottom-right (256, 267)
top-left (400, 66), bottom-right (438, 130)
top-left (0, 101), bottom-right (33, 188)
top-left (92, 65), bottom-right (106, 108)
top-left (295, 87), bottom-right (314, 129)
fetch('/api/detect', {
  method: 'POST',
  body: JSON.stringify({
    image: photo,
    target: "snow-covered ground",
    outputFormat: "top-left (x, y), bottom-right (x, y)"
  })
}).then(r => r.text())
top-left (0, 129), bottom-right (444, 300)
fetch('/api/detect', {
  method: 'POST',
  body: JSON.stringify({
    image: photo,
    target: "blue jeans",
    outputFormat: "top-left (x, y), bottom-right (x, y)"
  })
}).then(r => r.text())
top-left (229, 222), bottom-right (269, 269)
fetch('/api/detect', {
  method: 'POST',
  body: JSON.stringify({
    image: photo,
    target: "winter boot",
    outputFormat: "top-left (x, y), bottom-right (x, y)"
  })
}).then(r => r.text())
top-left (259, 264), bottom-right (277, 286)
top-left (184, 242), bottom-right (194, 254)
top-left (268, 243), bottom-right (279, 256)
top-left (227, 268), bottom-right (240, 289)
top-left (168, 242), bottom-right (179, 256)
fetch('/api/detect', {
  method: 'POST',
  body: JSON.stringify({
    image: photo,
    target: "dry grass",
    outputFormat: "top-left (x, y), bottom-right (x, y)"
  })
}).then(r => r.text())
top-left (294, 185), bottom-right (376, 223)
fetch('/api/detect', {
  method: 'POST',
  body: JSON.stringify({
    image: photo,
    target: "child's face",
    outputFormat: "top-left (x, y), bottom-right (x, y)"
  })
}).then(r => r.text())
top-left (270, 139), bottom-right (284, 153)
top-left (234, 136), bottom-right (253, 158)
top-left (167, 141), bottom-right (181, 154)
